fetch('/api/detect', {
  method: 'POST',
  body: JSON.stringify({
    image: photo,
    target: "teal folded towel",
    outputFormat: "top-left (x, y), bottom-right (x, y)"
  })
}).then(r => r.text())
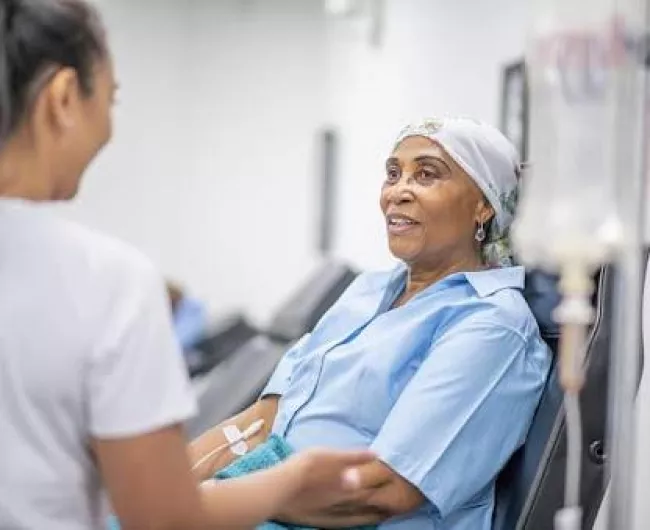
top-left (214, 434), bottom-right (294, 480)
top-left (214, 434), bottom-right (375, 530)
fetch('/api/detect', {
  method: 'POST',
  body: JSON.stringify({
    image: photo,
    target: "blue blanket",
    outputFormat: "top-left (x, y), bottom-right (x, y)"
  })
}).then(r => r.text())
top-left (215, 434), bottom-right (375, 530)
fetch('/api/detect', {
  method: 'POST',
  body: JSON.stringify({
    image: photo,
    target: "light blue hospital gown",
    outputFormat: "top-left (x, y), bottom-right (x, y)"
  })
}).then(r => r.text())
top-left (261, 264), bottom-right (551, 530)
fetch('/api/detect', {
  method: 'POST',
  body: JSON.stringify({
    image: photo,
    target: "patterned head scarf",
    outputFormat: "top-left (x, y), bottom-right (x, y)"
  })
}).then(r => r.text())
top-left (394, 117), bottom-right (521, 267)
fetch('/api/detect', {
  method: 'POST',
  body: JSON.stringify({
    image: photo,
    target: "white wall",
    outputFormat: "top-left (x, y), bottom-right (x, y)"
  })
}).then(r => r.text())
top-left (185, 0), bottom-right (326, 324)
top-left (58, 0), bottom-right (326, 324)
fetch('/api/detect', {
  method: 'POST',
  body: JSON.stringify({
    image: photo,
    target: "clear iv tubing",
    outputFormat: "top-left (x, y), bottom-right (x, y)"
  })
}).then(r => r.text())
top-left (563, 392), bottom-right (583, 509)
top-left (192, 419), bottom-right (265, 473)
top-left (558, 321), bottom-right (589, 513)
top-left (554, 275), bottom-right (594, 530)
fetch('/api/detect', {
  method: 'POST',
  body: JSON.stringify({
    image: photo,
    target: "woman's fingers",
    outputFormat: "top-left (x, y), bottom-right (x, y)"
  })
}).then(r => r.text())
top-left (342, 467), bottom-right (363, 490)
top-left (292, 449), bottom-right (376, 496)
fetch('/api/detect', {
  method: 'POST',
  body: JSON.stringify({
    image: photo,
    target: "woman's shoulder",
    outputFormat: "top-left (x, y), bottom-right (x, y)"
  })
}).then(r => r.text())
top-left (460, 266), bottom-right (541, 338)
top-left (1, 200), bottom-right (159, 296)
top-left (485, 288), bottom-right (536, 326)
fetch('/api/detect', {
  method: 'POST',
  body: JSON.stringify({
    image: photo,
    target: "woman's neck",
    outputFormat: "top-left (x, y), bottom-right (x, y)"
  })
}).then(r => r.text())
top-left (397, 253), bottom-right (484, 307)
top-left (0, 139), bottom-right (51, 200)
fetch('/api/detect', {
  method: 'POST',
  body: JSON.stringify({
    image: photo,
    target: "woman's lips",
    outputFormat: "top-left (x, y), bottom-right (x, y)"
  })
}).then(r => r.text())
top-left (386, 214), bottom-right (421, 235)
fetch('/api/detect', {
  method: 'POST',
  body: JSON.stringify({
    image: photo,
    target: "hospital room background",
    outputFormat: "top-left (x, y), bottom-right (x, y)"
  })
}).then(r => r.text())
top-left (47, 0), bottom-right (649, 528)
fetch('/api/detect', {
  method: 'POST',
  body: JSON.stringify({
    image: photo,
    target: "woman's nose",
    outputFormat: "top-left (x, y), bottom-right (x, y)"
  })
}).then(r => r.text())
top-left (389, 176), bottom-right (415, 203)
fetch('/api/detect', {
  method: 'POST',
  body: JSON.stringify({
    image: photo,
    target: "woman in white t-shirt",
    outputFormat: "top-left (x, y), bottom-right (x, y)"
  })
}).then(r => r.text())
top-left (0, 1), bottom-right (372, 529)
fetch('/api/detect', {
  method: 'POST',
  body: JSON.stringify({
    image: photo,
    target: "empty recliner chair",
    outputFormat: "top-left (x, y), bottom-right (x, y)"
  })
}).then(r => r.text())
top-left (267, 263), bottom-right (358, 343)
top-left (493, 260), bottom-right (646, 530)
top-left (186, 261), bottom-right (357, 438)
top-left (187, 314), bottom-right (259, 378)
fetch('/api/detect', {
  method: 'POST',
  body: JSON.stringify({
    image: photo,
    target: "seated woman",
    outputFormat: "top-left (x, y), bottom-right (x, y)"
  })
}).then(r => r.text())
top-left (191, 117), bottom-right (552, 530)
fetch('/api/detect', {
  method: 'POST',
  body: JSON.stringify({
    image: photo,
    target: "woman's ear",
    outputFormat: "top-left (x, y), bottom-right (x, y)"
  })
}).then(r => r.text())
top-left (43, 68), bottom-right (81, 132)
top-left (475, 199), bottom-right (495, 225)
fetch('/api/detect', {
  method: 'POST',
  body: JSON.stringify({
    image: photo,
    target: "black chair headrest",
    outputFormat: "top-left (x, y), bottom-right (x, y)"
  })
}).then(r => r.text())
top-left (523, 270), bottom-right (561, 343)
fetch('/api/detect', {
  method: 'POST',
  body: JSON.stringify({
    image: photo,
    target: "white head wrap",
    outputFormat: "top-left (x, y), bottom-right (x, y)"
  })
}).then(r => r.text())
top-left (394, 117), bottom-right (521, 267)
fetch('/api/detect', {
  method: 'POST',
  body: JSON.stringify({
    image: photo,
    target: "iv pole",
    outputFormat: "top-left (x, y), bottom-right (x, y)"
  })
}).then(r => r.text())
top-left (606, 0), bottom-right (649, 527)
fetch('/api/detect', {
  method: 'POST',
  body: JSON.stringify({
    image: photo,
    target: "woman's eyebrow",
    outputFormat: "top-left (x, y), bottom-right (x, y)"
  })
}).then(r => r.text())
top-left (385, 157), bottom-right (400, 166)
top-left (414, 155), bottom-right (451, 172)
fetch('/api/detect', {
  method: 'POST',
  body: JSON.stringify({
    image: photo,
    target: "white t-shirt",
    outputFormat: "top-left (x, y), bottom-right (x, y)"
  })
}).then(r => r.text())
top-left (0, 199), bottom-right (197, 530)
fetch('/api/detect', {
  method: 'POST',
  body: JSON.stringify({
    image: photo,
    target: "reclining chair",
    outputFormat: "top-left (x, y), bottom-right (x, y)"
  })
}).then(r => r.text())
top-left (494, 258), bottom-right (646, 530)
top-left (186, 261), bottom-right (357, 438)
top-left (187, 314), bottom-right (259, 378)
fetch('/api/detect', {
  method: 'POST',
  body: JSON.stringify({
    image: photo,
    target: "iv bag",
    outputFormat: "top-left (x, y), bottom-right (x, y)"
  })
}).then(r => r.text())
top-left (513, 0), bottom-right (648, 269)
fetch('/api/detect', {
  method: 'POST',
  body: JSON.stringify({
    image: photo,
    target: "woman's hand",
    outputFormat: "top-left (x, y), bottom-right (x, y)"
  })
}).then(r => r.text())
top-left (198, 448), bottom-right (374, 530)
top-left (274, 458), bottom-right (425, 528)
top-left (279, 448), bottom-right (374, 513)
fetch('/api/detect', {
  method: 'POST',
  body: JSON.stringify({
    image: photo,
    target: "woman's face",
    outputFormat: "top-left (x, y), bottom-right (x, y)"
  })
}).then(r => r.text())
top-left (380, 135), bottom-right (492, 267)
top-left (37, 53), bottom-right (117, 200)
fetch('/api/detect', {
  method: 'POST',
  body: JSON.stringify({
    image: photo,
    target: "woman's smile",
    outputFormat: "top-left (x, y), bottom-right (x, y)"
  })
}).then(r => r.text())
top-left (386, 212), bottom-right (422, 236)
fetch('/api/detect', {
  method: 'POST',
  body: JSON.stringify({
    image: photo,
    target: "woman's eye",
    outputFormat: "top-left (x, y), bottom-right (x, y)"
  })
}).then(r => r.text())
top-left (386, 167), bottom-right (400, 182)
top-left (417, 168), bottom-right (438, 182)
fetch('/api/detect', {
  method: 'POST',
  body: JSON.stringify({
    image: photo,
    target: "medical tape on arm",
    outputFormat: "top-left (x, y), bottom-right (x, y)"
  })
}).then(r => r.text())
top-left (223, 425), bottom-right (248, 456)
top-left (191, 419), bottom-right (265, 471)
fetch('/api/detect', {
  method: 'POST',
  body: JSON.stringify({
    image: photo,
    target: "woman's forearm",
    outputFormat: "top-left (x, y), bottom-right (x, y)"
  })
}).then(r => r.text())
top-left (198, 447), bottom-right (377, 529)
top-left (277, 506), bottom-right (387, 529)
top-left (275, 459), bottom-right (423, 527)
top-left (199, 464), bottom-right (300, 530)
top-left (276, 494), bottom-right (389, 529)
top-left (189, 397), bottom-right (279, 480)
